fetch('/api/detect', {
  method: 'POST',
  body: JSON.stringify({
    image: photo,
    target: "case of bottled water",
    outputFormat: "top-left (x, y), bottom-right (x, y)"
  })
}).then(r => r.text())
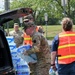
top-left (9, 43), bottom-right (17, 50)
top-left (6, 36), bottom-right (30, 75)
top-left (12, 56), bottom-right (20, 70)
top-left (6, 36), bottom-right (17, 50)
top-left (10, 47), bottom-right (19, 70)
top-left (10, 48), bottom-right (17, 57)
top-left (16, 58), bottom-right (30, 75)
top-left (6, 36), bottom-right (14, 43)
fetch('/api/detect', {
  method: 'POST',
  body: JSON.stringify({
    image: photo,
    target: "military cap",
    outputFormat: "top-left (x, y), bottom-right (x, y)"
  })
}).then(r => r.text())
top-left (26, 21), bottom-right (35, 27)
top-left (14, 23), bottom-right (19, 25)
top-left (23, 21), bottom-right (36, 30)
top-left (23, 19), bottom-right (29, 22)
top-left (24, 14), bottom-right (33, 19)
top-left (23, 14), bottom-right (33, 22)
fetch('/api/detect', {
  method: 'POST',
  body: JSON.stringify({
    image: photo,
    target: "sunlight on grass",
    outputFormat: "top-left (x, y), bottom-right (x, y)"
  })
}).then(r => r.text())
top-left (6, 25), bottom-right (75, 40)
top-left (43, 25), bottom-right (75, 40)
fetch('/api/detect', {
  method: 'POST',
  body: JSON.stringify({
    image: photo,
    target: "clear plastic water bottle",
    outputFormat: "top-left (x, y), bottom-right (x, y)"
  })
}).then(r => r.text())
top-left (49, 68), bottom-right (56, 75)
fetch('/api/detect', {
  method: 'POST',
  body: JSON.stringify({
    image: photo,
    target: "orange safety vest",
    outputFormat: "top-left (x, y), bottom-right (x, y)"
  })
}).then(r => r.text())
top-left (23, 33), bottom-right (32, 46)
top-left (36, 26), bottom-right (42, 32)
top-left (58, 31), bottom-right (75, 64)
top-left (23, 26), bottom-right (42, 46)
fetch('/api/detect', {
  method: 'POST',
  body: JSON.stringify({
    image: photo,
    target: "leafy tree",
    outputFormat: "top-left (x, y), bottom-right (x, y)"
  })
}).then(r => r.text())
top-left (10, 0), bottom-right (75, 25)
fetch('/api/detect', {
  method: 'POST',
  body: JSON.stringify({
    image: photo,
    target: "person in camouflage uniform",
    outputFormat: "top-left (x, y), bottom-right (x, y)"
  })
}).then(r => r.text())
top-left (9, 23), bottom-right (23, 47)
top-left (23, 22), bottom-right (51, 75)
top-left (23, 14), bottom-right (44, 34)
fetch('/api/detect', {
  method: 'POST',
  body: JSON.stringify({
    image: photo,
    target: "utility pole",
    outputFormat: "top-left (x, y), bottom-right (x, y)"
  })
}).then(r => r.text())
top-left (19, 17), bottom-right (23, 30)
top-left (44, 13), bottom-right (48, 38)
top-left (5, 0), bottom-right (10, 11)
top-left (4, 0), bottom-right (10, 34)
top-left (61, 0), bottom-right (68, 17)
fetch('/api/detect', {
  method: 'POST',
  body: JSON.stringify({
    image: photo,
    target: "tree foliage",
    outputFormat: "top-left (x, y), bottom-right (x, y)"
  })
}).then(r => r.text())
top-left (10, 0), bottom-right (75, 25)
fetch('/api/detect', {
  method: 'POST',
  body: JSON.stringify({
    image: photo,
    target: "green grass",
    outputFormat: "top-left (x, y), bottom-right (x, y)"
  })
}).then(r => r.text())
top-left (6, 25), bottom-right (75, 40)
top-left (43, 25), bottom-right (75, 40)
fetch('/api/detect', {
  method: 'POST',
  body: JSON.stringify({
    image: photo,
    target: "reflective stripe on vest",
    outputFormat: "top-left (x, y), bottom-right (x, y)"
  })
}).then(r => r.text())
top-left (58, 32), bottom-right (75, 64)
top-left (58, 44), bottom-right (75, 49)
top-left (24, 38), bottom-right (32, 40)
top-left (23, 33), bottom-right (32, 46)
top-left (58, 34), bottom-right (75, 37)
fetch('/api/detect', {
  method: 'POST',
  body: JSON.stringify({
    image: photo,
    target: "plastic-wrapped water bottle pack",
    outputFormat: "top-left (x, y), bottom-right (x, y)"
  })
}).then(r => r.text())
top-left (6, 36), bottom-right (14, 43)
top-left (6, 36), bottom-right (16, 50)
top-left (16, 58), bottom-right (30, 75)
top-left (6, 36), bottom-right (30, 75)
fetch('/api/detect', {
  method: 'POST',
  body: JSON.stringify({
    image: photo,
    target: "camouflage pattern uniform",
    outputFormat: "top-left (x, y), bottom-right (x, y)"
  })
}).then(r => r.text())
top-left (9, 30), bottom-right (23, 47)
top-left (26, 31), bottom-right (51, 75)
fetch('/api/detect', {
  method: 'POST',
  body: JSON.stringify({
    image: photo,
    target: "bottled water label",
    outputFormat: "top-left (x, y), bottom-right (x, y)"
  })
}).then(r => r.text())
top-left (9, 42), bottom-right (16, 49)
top-left (10, 48), bottom-right (17, 57)
top-left (12, 56), bottom-right (20, 70)
top-left (6, 36), bottom-right (14, 43)
top-left (17, 71), bottom-right (30, 75)
top-left (17, 65), bottom-right (29, 72)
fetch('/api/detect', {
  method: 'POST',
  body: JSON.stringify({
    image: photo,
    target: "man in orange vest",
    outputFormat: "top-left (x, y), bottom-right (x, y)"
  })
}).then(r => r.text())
top-left (51, 17), bottom-right (75, 75)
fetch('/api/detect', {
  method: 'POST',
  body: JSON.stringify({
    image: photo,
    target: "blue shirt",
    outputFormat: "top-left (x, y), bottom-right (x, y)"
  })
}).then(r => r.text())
top-left (51, 35), bottom-right (59, 52)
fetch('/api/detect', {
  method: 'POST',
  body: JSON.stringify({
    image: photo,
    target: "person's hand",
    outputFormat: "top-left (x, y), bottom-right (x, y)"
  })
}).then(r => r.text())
top-left (51, 65), bottom-right (57, 71)
top-left (23, 50), bottom-right (28, 55)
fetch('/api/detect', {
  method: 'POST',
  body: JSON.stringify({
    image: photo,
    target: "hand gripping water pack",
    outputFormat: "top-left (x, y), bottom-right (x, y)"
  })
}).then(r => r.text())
top-left (16, 58), bottom-right (30, 75)
top-left (17, 45), bottom-right (37, 63)
top-left (16, 45), bottom-right (28, 57)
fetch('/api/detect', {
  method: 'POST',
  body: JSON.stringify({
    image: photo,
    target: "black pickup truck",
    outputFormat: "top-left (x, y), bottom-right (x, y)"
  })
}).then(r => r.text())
top-left (0, 8), bottom-right (33, 75)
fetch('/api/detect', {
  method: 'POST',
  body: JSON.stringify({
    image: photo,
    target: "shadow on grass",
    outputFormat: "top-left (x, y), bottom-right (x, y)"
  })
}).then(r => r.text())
top-left (46, 36), bottom-right (54, 40)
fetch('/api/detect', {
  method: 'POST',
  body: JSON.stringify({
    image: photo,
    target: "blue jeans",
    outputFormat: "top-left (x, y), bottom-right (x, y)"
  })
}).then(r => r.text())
top-left (58, 61), bottom-right (75, 75)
